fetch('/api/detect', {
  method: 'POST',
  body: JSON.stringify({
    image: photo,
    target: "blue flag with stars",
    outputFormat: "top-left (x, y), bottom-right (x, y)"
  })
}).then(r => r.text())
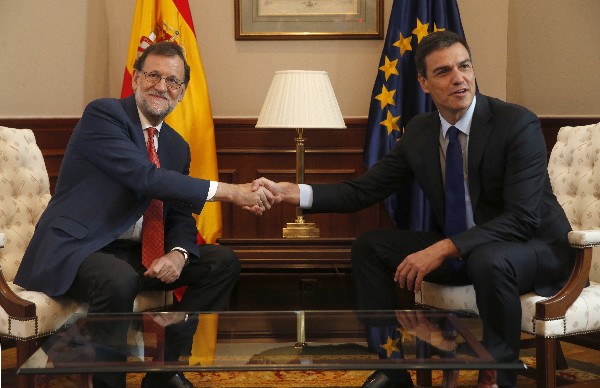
top-left (363, 0), bottom-right (466, 230)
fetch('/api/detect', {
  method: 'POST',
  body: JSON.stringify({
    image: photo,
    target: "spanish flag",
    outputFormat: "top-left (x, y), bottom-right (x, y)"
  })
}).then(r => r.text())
top-left (121, 0), bottom-right (219, 365)
top-left (121, 0), bottom-right (222, 245)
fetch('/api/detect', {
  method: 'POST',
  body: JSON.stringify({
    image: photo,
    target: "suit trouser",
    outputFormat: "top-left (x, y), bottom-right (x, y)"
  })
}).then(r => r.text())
top-left (351, 229), bottom-right (538, 387)
top-left (65, 241), bottom-right (240, 387)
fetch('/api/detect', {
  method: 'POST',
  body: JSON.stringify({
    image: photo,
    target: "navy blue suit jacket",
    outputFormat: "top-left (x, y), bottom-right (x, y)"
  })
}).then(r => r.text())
top-left (307, 94), bottom-right (573, 297)
top-left (15, 96), bottom-right (210, 296)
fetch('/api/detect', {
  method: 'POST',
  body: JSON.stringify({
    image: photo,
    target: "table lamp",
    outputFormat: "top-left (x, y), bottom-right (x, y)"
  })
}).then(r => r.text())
top-left (256, 70), bottom-right (346, 238)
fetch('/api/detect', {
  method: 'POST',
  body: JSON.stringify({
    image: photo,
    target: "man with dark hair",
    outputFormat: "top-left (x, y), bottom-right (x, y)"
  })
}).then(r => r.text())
top-left (15, 41), bottom-right (274, 388)
top-left (255, 31), bottom-right (574, 388)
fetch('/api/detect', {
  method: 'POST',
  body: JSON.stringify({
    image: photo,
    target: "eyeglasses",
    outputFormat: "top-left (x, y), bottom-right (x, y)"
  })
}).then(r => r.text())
top-left (141, 71), bottom-right (184, 90)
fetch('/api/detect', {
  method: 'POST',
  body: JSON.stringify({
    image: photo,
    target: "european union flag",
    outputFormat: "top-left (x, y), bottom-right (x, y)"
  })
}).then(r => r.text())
top-left (363, 0), bottom-right (467, 230)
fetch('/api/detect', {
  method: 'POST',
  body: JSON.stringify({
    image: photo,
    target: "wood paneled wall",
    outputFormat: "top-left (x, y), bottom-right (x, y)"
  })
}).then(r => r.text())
top-left (214, 118), bottom-right (393, 239)
top-left (2, 116), bottom-right (599, 240)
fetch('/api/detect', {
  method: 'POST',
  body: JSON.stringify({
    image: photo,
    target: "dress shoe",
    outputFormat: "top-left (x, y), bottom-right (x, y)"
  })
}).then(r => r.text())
top-left (361, 370), bottom-right (414, 388)
top-left (141, 372), bottom-right (194, 388)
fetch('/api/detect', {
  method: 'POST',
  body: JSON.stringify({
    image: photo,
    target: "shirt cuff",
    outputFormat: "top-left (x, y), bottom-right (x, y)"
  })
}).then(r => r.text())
top-left (207, 181), bottom-right (218, 201)
top-left (298, 184), bottom-right (313, 209)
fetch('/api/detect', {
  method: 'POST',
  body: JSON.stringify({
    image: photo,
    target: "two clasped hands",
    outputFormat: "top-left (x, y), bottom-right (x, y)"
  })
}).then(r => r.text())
top-left (239, 177), bottom-right (298, 216)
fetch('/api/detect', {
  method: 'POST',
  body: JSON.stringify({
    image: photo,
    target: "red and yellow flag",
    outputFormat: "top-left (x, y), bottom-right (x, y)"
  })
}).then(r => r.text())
top-left (121, 0), bottom-right (222, 244)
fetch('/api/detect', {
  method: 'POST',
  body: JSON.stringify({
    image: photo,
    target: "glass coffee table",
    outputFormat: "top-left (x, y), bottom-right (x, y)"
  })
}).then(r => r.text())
top-left (18, 310), bottom-right (524, 387)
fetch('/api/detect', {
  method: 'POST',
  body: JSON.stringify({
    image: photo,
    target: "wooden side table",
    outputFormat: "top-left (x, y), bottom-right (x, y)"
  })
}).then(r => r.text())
top-left (219, 238), bottom-right (414, 311)
top-left (218, 238), bottom-right (357, 311)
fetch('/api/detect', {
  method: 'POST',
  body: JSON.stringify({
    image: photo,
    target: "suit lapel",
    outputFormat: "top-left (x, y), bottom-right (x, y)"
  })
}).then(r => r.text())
top-left (419, 114), bottom-right (446, 224)
top-left (122, 96), bottom-right (147, 151)
top-left (467, 94), bottom-right (494, 210)
top-left (122, 95), bottom-right (176, 167)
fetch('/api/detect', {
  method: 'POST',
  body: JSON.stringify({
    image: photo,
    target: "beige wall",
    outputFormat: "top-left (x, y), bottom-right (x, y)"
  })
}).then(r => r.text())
top-left (507, 0), bottom-right (600, 116)
top-left (0, 0), bottom-right (597, 118)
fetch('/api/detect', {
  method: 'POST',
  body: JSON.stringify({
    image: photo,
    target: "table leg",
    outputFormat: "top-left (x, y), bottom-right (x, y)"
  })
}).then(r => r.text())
top-left (295, 310), bottom-right (306, 348)
top-left (442, 370), bottom-right (459, 387)
top-left (477, 369), bottom-right (498, 387)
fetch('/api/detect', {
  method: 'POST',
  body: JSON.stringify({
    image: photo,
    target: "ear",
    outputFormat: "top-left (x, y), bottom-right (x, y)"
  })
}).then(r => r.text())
top-left (177, 85), bottom-right (187, 102)
top-left (417, 74), bottom-right (430, 94)
top-left (131, 69), bottom-right (139, 92)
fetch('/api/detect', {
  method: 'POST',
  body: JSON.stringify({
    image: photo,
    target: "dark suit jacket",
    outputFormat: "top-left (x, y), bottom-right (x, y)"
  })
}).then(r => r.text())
top-left (308, 94), bottom-right (573, 297)
top-left (15, 95), bottom-right (210, 296)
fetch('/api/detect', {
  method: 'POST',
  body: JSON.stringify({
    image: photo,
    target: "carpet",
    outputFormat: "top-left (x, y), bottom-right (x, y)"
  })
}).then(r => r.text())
top-left (24, 356), bottom-right (598, 387)
top-left (121, 357), bottom-right (600, 387)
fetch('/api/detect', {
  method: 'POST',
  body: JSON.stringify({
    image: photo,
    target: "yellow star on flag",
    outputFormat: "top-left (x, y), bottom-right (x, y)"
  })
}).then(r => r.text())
top-left (379, 56), bottom-right (399, 81)
top-left (380, 110), bottom-right (400, 135)
top-left (412, 18), bottom-right (430, 43)
top-left (375, 85), bottom-right (396, 110)
top-left (393, 33), bottom-right (413, 57)
top-left (397, 326), bottom-right (413, 343)
top-left (434, 23), bottom-right (445, 32)
top-left (380, 336), bottom-right (401, 358)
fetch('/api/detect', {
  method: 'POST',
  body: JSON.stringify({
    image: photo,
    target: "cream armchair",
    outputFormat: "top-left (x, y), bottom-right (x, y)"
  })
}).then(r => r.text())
top-left (0, 126), bottom-right (173, 388)
top-left (415, 122), bottom-right (600, 388)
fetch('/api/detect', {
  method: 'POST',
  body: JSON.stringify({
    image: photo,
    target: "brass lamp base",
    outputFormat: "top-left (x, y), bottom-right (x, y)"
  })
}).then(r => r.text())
top-left (283, 218), bottom-right (320, 238)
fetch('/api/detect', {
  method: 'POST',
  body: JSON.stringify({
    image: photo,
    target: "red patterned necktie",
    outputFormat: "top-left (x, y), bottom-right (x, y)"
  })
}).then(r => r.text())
top-left (141, 127), bottom-right (164, 269)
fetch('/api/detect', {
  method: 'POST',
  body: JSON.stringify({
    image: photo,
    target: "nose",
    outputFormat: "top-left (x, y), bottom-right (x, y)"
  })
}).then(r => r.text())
top-left (153, 77), bottom-right (168, 92)
top-left (450, 67), bottom-right (465, 84)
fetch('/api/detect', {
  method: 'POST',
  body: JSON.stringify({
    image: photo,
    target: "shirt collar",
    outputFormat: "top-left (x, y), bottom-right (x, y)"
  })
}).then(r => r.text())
top-left (137, 107), bottom-right (163, 133)
top-left (440, 95), bottom-right (477, 138)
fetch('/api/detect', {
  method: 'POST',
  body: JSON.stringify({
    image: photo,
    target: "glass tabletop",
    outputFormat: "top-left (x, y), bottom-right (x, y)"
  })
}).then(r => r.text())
top-left (18, 310), bottom-right (524, 375)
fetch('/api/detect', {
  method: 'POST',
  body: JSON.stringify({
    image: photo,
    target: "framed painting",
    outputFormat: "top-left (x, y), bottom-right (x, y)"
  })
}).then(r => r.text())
top-left (234, 0), bottom-right (383, 40)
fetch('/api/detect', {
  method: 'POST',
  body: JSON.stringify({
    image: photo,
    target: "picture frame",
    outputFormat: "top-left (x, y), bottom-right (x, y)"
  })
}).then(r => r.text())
top-left (234, 0), bottom-right (383, 40)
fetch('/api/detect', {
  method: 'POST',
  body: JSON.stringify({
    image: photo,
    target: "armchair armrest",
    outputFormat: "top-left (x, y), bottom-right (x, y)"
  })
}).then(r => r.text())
top-left (568, 230), bottom-right (600, 248)
top-left (0, 232), bottom-right (36, 318)
top-left (535, 230), bottom-right (597, 320)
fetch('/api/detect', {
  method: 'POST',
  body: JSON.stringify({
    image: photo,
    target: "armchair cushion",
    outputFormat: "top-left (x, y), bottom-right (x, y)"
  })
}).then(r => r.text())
top-left (0, 282), bottom-right (172, 340)
top-left (530, 282), bottom-right (600, 337)
top-left (416, 280), bottom-right (600, 338)
top-left (0, 283), bottom-right (85, 339)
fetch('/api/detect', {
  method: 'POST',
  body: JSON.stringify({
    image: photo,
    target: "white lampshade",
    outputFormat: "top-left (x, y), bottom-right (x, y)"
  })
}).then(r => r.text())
top-left (256, 70), bottom-right (346, 129)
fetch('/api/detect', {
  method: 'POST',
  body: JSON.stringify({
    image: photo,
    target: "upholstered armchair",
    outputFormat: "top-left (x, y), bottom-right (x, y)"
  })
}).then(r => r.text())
top-left (415, 122), bottom-right (600, 388)
top-left (0, 126), bottom-right (173, 388)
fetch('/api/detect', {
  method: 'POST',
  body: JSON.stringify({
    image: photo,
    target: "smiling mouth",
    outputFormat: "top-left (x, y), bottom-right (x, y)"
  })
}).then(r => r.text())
top-left (149, 93), bottom-right (168, 101)
top-left (451, 88), bottom-right (469, 96)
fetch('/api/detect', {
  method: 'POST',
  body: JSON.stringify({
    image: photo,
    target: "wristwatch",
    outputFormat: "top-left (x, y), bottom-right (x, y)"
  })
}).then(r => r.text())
top-left (170, 247), bottom-right (189, 267)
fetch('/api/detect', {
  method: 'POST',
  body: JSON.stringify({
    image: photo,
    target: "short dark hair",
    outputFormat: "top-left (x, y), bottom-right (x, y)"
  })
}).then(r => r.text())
top-left (133, 41), bottom-right (190, 85)
top-left (414, 31), bottom-right (471, 78)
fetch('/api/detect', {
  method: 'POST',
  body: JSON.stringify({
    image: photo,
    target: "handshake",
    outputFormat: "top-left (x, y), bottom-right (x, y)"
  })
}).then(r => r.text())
top-left (215, 178), bottom-right (300, 216)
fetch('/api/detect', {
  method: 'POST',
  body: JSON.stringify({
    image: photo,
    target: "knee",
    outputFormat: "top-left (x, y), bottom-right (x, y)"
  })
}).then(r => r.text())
top-left (216, 246), bottom-right (241, 278)
top-left (467, 246), bottom-right (514, 283)
top-left (90, 269), bottom-right (138, 312)
top-left (351, 231), bottom-right (381, 267)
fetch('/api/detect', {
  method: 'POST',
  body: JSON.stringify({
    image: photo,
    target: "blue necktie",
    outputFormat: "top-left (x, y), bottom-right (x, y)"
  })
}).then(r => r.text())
top-left (444, 126), bottom-right (467, 269)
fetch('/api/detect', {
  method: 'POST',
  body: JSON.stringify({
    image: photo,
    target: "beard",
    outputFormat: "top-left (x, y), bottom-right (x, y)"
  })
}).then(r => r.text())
top-left (135, 92), bottom-right (177, 123)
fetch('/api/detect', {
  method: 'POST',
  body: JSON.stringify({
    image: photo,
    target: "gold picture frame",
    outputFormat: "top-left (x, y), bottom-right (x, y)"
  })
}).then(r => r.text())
top-left (234, 0), bottom-right (383, 40)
